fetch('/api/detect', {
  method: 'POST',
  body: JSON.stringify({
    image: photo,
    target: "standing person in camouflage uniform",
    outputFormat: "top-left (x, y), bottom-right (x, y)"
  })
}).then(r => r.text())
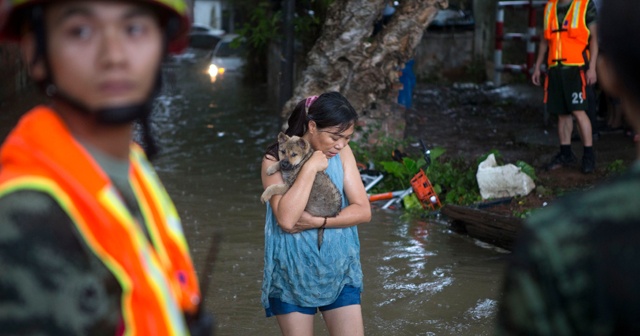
top-left (532, 0), bottom-right (598, 174)
top-left (0, 1), bottom-right (212, 334)
top-left (496, 0), bottom-right (640, 334)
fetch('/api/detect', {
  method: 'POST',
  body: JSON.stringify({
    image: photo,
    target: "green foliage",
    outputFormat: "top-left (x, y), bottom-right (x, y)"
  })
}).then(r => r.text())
top-left (236, 2), bottom-right (280, 52)
top-left (509, 196), bottom-right (543, 219)
top-left (350, 127), bottom-right (410, 168)
top-left (477, 149), bottom-right (503, 166)
top-left (232, 0), bottom-right (334, 82)
top-left (380, 157), bottom-right (425, 184)
top-left (402, 193), bottom-right (422, 211)
top-left (425, 157), bottom-right (482, 206)
top-left (606, 159), bottom-right (626, 175)
top-left (516, 160), bottom-right (537, 181)
top-left (428, 147), bottom-right (446, 162)
top-left (293, 13), bottom-right (321, 37)
top-left (512, 208), bottom-right (534, 219)
top-left (292, 0), bottom-right (332, 51)
top-left (356, 136), bottom-right (483, 210)
top-left (356, 139), bottom-right (541, 213)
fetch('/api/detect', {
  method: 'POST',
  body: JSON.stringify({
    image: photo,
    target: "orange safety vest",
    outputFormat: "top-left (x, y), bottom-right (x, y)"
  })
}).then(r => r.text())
top-left (543, 0), bottom-right (591, 67)
top-left (0, 106), bottom-right (201, 335)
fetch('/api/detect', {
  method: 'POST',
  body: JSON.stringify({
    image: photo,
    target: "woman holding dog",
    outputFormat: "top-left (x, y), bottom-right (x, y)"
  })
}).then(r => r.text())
top-left (261, 91), bottom-right (371, 335)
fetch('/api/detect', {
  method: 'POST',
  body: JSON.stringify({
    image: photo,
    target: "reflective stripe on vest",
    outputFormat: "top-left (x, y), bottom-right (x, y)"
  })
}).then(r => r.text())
top-left (543, 0), bottom-right (590, 67)
top-left (0, 106), bottom-right (200, 335)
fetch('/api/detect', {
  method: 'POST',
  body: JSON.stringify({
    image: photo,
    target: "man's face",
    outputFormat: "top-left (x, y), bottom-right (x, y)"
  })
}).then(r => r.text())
top-left (43, 1), bottom-right (163, 110)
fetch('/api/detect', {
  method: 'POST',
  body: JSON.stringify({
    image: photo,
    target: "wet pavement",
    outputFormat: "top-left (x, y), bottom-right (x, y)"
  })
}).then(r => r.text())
top-left (407, 81), bottom-right (636, 181)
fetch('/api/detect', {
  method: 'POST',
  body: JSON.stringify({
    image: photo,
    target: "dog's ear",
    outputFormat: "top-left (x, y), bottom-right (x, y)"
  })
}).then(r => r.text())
top-left (277, 132), bottom-right (288, 144)
top-left (297, 138), bottom-right (308, 150)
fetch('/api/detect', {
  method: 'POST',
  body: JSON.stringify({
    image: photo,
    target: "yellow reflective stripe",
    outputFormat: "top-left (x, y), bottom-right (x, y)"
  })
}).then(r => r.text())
top-left (130, 148), bottom-right (190, 255)
top-left (549, 62), bottom-right (583, 67)
top-left (101, 185), bottom-right (137, 228)
top-left (572, 1), bottom-right (581, 29)
top-left (137, 245), bottom-right (187, 336)
top-left (555, 6), bottom-right (561, 65)
top-left (0, 177), bottom-right (136, 334)
top-left (99, 187), bottom-right (187, 335)
top-left (544, 4), bottom-right (553, 32)
top-left (130, 176), bottom-right (172, 269)
top-left (557, 32), bottom-right (562, 63)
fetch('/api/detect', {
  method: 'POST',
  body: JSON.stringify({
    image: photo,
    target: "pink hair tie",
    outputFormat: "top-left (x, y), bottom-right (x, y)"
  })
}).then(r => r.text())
top-left (305, 95), bottom-right (319, 114)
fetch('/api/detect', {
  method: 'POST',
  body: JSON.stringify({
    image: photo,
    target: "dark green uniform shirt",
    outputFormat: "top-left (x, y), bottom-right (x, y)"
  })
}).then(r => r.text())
top-left (496, 161), bottom-right (640, 335)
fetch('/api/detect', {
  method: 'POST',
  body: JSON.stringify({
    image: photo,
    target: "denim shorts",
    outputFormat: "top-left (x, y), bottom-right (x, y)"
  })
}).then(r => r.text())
top-left (265, 285), bottom-right (361, 317)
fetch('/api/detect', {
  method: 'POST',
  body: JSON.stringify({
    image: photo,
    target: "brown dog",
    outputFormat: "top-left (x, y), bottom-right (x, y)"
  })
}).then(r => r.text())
top-left (261, 132), bottom-right (342, 249)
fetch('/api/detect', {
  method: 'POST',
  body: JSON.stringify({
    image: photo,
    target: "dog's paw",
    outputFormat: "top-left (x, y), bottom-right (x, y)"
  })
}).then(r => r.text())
top-left (266, 166), bottom-right (279, 176)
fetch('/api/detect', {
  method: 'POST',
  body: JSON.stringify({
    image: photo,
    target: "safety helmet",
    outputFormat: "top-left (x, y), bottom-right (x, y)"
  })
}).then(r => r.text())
top-left (0, 0), bottom-right (191, 53)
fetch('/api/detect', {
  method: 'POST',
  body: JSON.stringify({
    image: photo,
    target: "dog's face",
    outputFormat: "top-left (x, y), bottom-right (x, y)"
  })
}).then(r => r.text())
top-left (277, 132), bottom-right (312, 171)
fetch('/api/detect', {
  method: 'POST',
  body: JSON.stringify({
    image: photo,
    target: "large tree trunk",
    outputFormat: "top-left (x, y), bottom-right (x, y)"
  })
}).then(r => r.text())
top-left (283, 0), bottom-right (448, 144)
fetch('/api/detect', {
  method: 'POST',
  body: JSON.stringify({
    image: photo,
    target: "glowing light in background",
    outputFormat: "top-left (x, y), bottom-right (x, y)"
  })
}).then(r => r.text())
top-left (207, 64), bottom-right (226, 83)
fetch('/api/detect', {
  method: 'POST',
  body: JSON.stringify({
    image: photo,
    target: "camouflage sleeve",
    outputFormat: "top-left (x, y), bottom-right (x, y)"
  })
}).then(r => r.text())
top-left (496, 202), bottom-right (597, 335)
top-left (497, 167), bottom-right (640, 335)
top-left (0, 190), bottom-right (121, 336)
top-left (495, 215), bottom-right (588, 335)
top-left (495, 226), bottom-right (554, 335)
top-left (587, 0), bottom-right (597, 26)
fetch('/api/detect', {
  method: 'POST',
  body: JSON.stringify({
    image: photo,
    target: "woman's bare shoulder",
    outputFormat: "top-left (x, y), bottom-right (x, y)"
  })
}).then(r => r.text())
top-left (263, 154), bottom-right (278, 163)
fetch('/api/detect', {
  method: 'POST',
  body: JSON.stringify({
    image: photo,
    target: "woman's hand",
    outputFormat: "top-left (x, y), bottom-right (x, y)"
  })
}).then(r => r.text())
top-left (306, 150), bottom-right (329, 172)
top-left (281, 212), bottom-right (321, 233)
top-left (262, 151), bottom-right (326, 232)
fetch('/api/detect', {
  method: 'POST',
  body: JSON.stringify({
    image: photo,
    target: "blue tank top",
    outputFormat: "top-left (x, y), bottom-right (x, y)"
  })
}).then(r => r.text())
top-left (261, 153), bottom-right (363, 309)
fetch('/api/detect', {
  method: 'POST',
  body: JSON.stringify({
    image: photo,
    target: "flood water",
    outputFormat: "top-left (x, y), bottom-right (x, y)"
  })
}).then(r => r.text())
top-left (0, 61), bottom-right (508, 335)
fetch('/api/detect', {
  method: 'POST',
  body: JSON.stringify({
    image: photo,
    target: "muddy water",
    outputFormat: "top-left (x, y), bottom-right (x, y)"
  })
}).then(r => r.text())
top-left (0, 62), bottom-right (508, 335)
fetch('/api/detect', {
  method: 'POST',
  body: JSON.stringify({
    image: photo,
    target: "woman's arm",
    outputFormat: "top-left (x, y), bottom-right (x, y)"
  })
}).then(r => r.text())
top-left (325, 144), bottom-right (372, 228)
top-left (261, 151), bottom-right (329, 232)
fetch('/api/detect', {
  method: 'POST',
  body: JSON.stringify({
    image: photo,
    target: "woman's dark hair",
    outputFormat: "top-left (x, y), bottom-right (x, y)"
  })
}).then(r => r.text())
top-left (598, 0), bottom-right (640, 103)
top-left (265, 91), bottom-right (358, 159)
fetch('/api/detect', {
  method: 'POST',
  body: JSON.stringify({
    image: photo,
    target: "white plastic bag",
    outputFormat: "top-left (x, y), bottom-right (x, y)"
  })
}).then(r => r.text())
top-left (476, 154), bottom-right (535, 200)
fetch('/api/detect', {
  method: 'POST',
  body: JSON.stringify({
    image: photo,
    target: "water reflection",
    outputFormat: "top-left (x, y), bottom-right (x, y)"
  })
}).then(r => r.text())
top-left (358, 212), bottom-right (505, 335)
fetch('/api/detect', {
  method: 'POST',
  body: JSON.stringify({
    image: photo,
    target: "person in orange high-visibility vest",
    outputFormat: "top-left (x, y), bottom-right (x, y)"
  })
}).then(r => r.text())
top-left (0, 1), bottom-right (213, 335)
top-left (532, 0), bottom-right (599, 174)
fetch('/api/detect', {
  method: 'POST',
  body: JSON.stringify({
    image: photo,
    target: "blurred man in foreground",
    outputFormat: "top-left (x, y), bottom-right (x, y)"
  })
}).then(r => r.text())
top-left (0, 1), bottom-right (212, 334)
